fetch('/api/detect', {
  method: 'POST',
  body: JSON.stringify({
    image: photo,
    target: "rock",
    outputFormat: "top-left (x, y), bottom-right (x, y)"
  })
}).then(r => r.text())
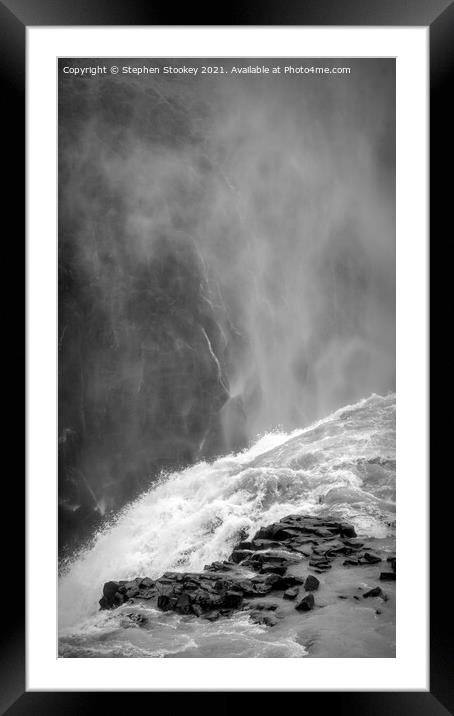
top-left (295, 593), bottom-right (315, 611)
top-left (344, 539), bottom-right (364, 549)
top-left (100, 581), bottom-right (126, 609)
top-left (235, 579), bottom-right (256, 596)
top-left (309, 561), bottom-right (331, 570)
top-left (293, 537), bottom-right (319, 546)
top-left (327, 545), bottom-right (353, 556)
top-left (103, 581), bottom-right (120, 601)
top-left (157, 592), bottom-right (177, 611)
top-left (283, 586), bottom-right (300, 600)
top-left (125, 612), bottom-right (148, 625)
top-left (363, 586), bottom-right (382, 598)
top-left (124, 585), bottom-right (140, 599)
top-left (339, 523), bottom-right (357, 538)
top-left (224, 591), bottom-right (243, 608)
top-left (253, 524), bottom-right (281, 540)
top-left (175, 593), bottom-right (193, 614)
top-left (259, 563), bottom-right (287, 576)
top-left (309, 556), bottom-right (331, 566)
top-left (204, 560), bottom-right (235, 572)
top-left (314, 528), bottom-right (334, 538)
top-left (192, 604), bottom-right (204, 617)
top-left (139, 577), bottom-right (154, 589)
top-left (252, 539), bottom-right (283, 550)
top-left (214, 578), bottom-right (234, 593)
top-left (250, 551), bottom-right (294, 567)
top-left (375, 609), bottom-right (382, 615)
top-left (236, 541), bottom-right (255, 550)
top-left (202, 610), bottom-right (220, 621)
top-left (136, 588), bottom-right (155, 600)
top-left (380, 572), bottom-right (396, 581)
top-left (192, 589), bottom-right (222, 611)
top-left (387, 557), bottom-right (396, 572)
top-left (343, 559), bottom-right (359, 566)
top-left (230, 549), bottom-right (254, 564)
top-left (362, 552), bottom-right (382, 564)
top-left (249, 611), bottom-right (278, 627)
top-left (271, 574), bottom-right (304, 590)
top-left (304, 575), bottom-right (320, 591)
top-left (292, 545), bottom-right (312, 556)
top-left (273, 527), bottom-right (304, 540)
top-left (248, 601), bottom-right (279, 611)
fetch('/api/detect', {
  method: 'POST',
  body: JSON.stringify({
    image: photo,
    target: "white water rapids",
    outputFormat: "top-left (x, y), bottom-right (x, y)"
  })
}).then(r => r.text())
top-left (59, 392), bottom-right (395, 657)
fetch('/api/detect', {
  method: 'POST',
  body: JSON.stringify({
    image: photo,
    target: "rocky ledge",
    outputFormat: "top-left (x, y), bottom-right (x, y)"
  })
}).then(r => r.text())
top-left (99, 513), bottom-right (396, 626)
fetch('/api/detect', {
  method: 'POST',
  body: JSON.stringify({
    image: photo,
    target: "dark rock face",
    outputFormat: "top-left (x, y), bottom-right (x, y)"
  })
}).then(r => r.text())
top-left (58, 73), bottom-right (248, 554)
top-left (380, 572), bottom-right (396, 581)
top-left (363, 586), bottom-right (382, 598)
top-left (283, 586), bottom-right (300, 600)
top-left (250, 612), bottom-right (279, 627)
top-left (103, 581), bottom-right (120, 601)
top-left (99, 513), bottom-right (392, 628)
top-left (362, 552), bottom-right (382, 564)
top-left (304, 575), bottom-right (320, 592)
top-left (58, 230), bottom-right (232, 553)
top-left (296, 593), bottom-right (315, 611)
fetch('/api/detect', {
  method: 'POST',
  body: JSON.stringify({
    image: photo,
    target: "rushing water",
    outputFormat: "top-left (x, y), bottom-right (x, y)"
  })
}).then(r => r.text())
top-left (59, 392), bottom-right (395, 657)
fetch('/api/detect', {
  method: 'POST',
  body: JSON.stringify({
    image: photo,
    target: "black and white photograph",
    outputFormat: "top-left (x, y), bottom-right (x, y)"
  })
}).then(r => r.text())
top-left (57, 57), bottom-right (396, 659)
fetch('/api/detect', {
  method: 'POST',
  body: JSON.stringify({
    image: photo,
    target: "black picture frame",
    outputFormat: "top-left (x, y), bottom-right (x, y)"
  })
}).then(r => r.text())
top-left (3, 0), bottom-right (448, 711)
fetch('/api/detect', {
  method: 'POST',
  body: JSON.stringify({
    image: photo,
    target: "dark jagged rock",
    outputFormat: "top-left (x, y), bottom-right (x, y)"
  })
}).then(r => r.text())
top-left (259, 563), bottom-right (287, 576)
top-left (363, 586), bottom-right (382, 598)
top-left (296, 593), bottom-right (315, 611)
top-left (364, 552), bottom-right (382, 563)
top-left (339, 524), bottom-right (357, 538)
top-left (272, 574), bottom-right (304, 590)
top-left (344, 539), bottom-right (364, 549)
top-left (380, 572), bottom-right (396, 581)
top-left (247, 601), bottom-right (279, 611)
top-left (202, 611), bottom-right (220, 621)
top-left (231, 549), bottom-right (255, 564)
top-left (140, 577), bottom-right (154, 589)
top-left (204, 561), bottom-right (234, 572)
top-left (99, 513), bottom-right (389, 627)
top-left (250, 611), bottom-right (279, 627)
top-left (343, 558), bottom-right (359, 566)
top-left (103, 581), bottom-right (120, 601)
top-left (304, 575), bottom-right (320, 592)
top-left (236, 541), bottom-right (255, 550)
top-left (283, 586), bottom-right (300, 600)
top-left (175, 593), bottom-right (193, 614)
top-left (125, 612), bottom-right (148, 626)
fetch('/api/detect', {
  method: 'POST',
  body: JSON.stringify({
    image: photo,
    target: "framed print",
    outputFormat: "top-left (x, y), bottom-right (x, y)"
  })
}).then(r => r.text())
top-left (2, 0), bottom-right (448, 710)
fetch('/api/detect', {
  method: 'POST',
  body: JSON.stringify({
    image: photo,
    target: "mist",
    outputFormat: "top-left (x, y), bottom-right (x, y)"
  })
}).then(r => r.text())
top-left (58, 58), bottom-right (395, 548)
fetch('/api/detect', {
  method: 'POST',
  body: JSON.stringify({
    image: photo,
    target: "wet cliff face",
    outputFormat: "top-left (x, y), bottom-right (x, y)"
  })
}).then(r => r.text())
top-left (58, 71), bottom-right (237, 551)
top-left (59, 232), bottom-right (230, 549)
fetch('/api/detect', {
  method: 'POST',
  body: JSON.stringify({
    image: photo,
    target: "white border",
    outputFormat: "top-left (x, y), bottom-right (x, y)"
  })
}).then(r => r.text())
top-left (27, 26), bottom-right (429, 691)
